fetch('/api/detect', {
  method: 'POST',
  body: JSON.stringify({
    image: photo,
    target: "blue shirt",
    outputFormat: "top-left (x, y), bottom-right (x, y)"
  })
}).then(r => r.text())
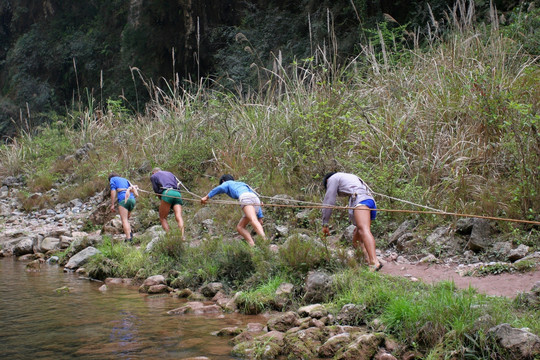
top-left (207, 180), bottom-right (253, 199)
top-left (208, 180), bottom-right (263, 218)
top-left (110, 177), bottom-right (135, 202)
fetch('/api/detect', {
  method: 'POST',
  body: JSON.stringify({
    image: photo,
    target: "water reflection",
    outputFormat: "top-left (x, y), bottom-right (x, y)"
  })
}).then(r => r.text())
top-left (0, 258), bottom-right (264, 359)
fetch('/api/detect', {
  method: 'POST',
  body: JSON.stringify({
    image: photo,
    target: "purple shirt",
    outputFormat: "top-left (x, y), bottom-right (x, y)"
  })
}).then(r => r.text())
top-left (150, 171), bottom-right (180, 194)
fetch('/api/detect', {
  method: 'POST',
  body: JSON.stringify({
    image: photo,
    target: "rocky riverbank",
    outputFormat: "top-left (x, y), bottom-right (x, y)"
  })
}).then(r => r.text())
top-left (1, 177), bottom-right (540, 359)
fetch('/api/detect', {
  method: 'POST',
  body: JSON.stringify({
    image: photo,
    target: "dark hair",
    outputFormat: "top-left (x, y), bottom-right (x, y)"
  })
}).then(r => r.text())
top-left (108, 172), bottom-right (120, 181)
top-left (219, 174), bottom-right (234, 184)
top-left (322, 172), bottom-right (337, 189)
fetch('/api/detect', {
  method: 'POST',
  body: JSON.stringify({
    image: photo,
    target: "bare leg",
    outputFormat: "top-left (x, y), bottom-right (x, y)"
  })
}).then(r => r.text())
top-left (159, 200), bottom-right (172, 232)
top-left (352, 228), bottom-right (369, 263)
top-left (353, 206), bottom-right (380, 267)
top-left (118, 206), bottom-right (131, 240)
top-left (236, 217), bottom-right (255, 246)
top-left (242, 205), bottom-right (266, 239)
top-left (172, 204), bottom-right (185, 239)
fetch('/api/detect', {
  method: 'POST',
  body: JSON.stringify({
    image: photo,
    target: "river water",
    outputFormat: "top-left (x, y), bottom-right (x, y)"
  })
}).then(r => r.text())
top-left (0, 258), bottom-right (261, 359)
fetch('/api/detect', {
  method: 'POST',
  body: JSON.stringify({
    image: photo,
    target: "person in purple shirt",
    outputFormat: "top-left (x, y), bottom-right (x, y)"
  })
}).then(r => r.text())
top-left (109, 173), bottom-right (139, 242)
top-left (322, 172), bottom-right (382, 271)
top-left (200, 174), bottom-right (266, 247)
top-left (150, 167), bottom-right (184, 238)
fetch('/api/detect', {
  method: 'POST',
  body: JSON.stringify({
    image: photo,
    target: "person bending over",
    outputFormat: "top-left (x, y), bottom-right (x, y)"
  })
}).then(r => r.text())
top-left (150, 167), bottom-right (185, 238)
top-left (201, 174), bottom-right (266, 247)
top-left (109, 173), bottom-right (139, 242)
top-left (322, 172), bottom-right (382, 271)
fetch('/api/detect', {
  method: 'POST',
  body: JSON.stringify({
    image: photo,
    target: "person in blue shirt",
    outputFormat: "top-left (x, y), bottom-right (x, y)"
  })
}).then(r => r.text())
top-left (109, 173), bottom-right (139, 242)
top-left (201, 174), bottom-right (266, 246)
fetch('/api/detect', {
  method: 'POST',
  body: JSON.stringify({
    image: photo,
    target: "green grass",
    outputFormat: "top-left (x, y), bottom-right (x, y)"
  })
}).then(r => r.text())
top-left (329, 268), bottom-right (539, 358)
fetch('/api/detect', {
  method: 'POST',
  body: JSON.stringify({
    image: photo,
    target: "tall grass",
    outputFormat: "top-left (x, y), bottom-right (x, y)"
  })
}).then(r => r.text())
top-left (1, 2), bottom-right (537, 225)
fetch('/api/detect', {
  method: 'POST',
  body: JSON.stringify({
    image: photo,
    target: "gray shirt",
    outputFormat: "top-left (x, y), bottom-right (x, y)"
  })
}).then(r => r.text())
top-left (322, 172), bottom-right (374, 225)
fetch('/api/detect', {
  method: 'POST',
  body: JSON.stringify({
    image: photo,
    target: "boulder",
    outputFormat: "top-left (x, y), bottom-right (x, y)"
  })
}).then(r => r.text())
top-left (336, 304), bottom-right (367, 326)
top-left (200, 282), bottom-right (223, 298)
top-left (102, 217), bottom-right (123, 235)
top-left (69, 234), bottom-right (102, 254)
top-left (89, 202), bottom-right (115, 226)
top-left (395, 232), bottom-right (415, 252)
top-left (426, 226), bottom-right (451, 246)
top-left (468, 219), bottom-right (492, 252)
top-left (337, 333), bottom-right (384, 360)
top-left (215, 327), bottom-right (243, 337)
top-left (13, 238), bottom-right (35, 256)
top-left (39, 237), bottom-right (60, 252)
top-left (388, 220), bottom-right (416, 246)
top-left (64, 246), bottom-right (101, 270)
top-left (319, 333), bottom-right (352, 358)
top-left (283, 327), bottom-right (324, 359)
top-left (298, 304), bottom-right (328, 319)
top-left (340, 225), bottom-right (356, 244)
top-left (491, 242), bottom-right (513, 260)
top-left (304, 271), bottom-right (334, 303)
top-left (192, 207), bottom-right (213, 224)
top-left (267, 311), bottom-right (300, 332)
top-left (509, 245), bottom-right (529, 262)
top-left (488, 323), bottom-right (540, 359)
top-left (147, 284), bottom-right (171, 294)
top-left (456, 218), bottom-right (475, 234)
top-left (274, 224), bottom-right (289, 239)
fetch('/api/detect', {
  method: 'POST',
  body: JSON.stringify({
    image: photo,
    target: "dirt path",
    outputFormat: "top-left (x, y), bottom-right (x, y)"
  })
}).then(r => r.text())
top-left (379, 261), bottom-right (540, 298)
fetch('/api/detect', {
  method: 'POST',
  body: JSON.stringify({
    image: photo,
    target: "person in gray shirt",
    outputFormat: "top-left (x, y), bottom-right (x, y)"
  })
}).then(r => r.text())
top-left (322, 172), bottom-right (382, 271)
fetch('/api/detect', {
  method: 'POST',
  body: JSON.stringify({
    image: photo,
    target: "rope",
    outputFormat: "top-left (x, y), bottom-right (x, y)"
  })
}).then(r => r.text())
top-left (135, 188), bottom-right (540, 226)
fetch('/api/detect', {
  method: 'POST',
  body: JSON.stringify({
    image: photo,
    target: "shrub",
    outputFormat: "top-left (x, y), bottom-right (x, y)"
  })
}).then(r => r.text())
top-left (216, 241), bottom-right (256, 285)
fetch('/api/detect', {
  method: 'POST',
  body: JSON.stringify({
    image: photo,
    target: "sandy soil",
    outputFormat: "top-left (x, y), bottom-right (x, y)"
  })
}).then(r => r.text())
top-left (378, 260), bottom-right (540, 298)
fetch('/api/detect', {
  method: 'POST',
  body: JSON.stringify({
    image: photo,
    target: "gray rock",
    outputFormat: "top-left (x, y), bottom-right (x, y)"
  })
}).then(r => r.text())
top-left (2, 175), bottom-right (25, 187)
top-left (488, 323), bottom-right (540, 358)
top-left (13, 238), bottom-right (35, 256)
top-left (298, 304), bottom-right (328, 318)
top-left (144, 225), bottom-right (166, 239)
top-left (304, 271), bottom-right (334, 303)
top-left (419, 254), bottom-right (438, 263)
top-left (200, 282), bottom-right (223, 298)
top-left (426, 226), bottom-right (451, 246)
top-left (396, 232), bottom-right (415, 252)
top-left (388, 220), bottom-right (416, 246)
top-left (456, 218), bottom-right (475, 234)
top-left (65, 246), bottom-right (101, 270)
top-left (102, 217), bottom-right (123, 234)
top-left (274, 225), bottom-right (289, 238)
top-left (509, 245), bottom-right (529, 262)
top-left (40, 237), bottom-right (60, 252)
top-left (340, 225), bottom-right (356, 244)
top-left (47, 256), bottom-right (60, 264)
top-left (336, 304), bottom-right (367, 326)
top-left (275, 283), bottom-right (294, 296)
top-left (145, 237), bottom-right (160, 253)
top-left (468, 219), bottom-right (492, 252)
top-left (192, 207), bottom-right (213, 223)
top-left (319, 333), bottom-right (352, 358)
top-left (492, 242), bottom-right (513, 260)
top-left (70, 234), bottom-right (102, 254)
top-left (516, 252), bottom-right (540, 264)
top-left (267, 311), bottom-right (299, 332)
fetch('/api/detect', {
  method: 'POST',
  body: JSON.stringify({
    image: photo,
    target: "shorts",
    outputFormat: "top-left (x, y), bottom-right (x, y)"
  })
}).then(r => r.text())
top-left (349, 197), bottom-right (377, 224)
top-left (239, 192), bottom-right (263, 219)
top-left (161, 189), bottom-right (184, 206)
top-left (119, 198), bottom-right (136, 212)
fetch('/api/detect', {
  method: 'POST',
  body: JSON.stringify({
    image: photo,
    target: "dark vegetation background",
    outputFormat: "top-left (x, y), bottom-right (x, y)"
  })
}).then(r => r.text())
top-left (0, 0), bottom-right (523, 139)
